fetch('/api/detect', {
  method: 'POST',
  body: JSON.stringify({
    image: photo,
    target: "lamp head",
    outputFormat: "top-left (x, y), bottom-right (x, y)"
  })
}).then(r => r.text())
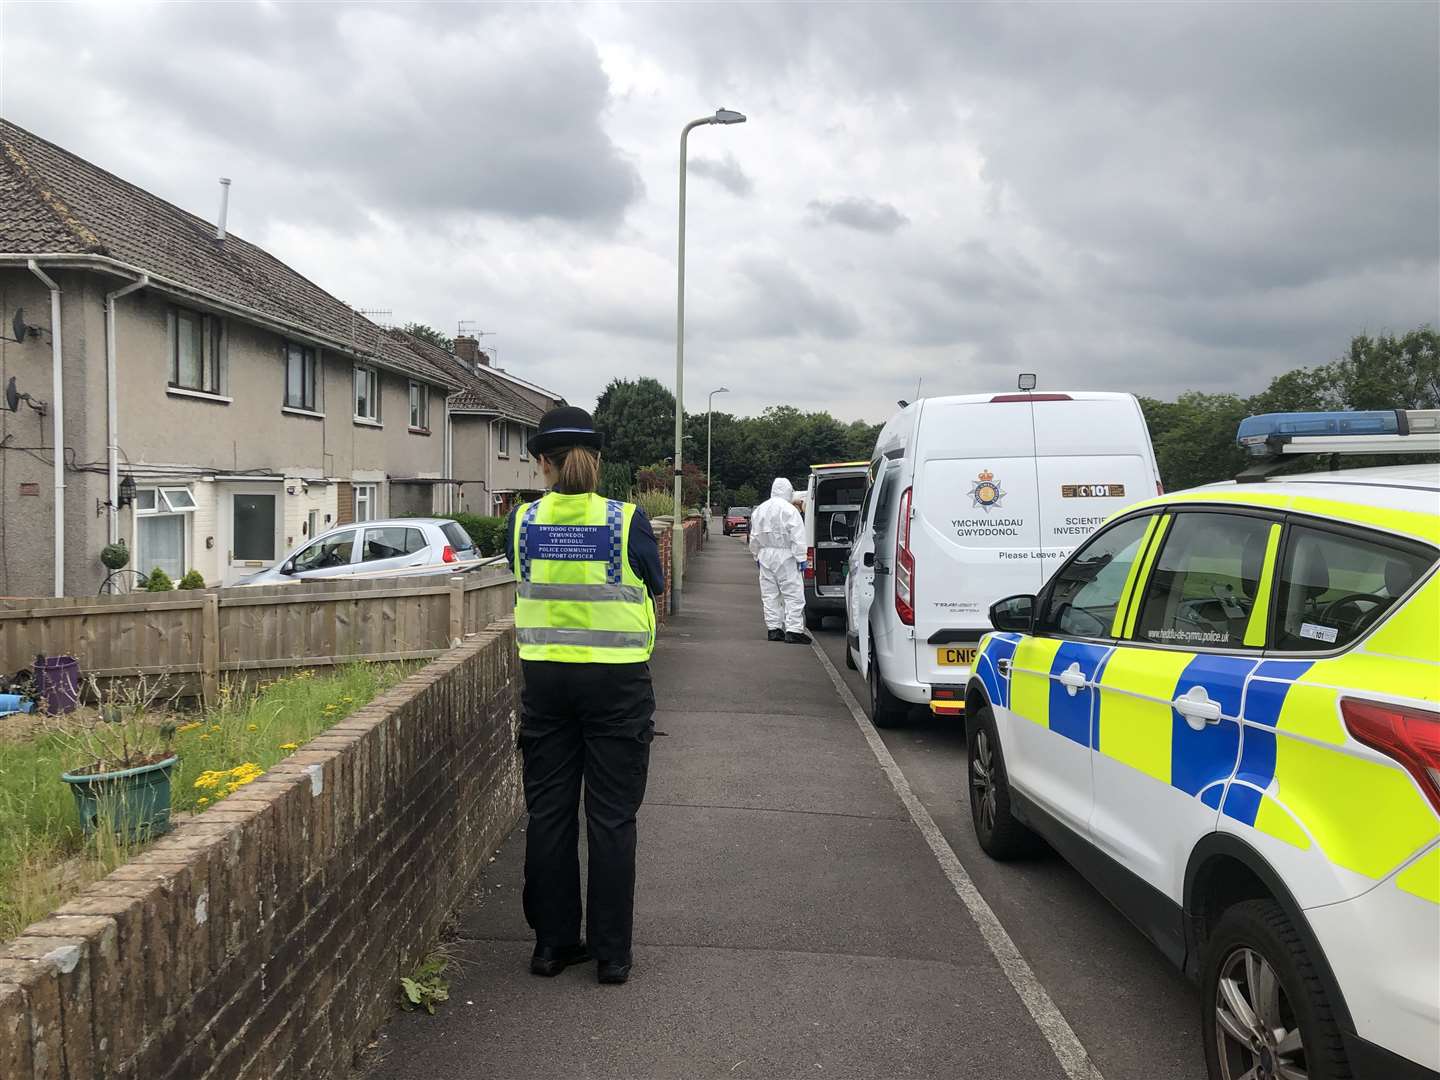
top-left (713, 108), bottom-right (746, 125)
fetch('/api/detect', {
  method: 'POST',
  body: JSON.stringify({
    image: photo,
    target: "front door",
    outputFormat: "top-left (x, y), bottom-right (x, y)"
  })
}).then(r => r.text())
top-left (223, 487), bottom-right (282, 585)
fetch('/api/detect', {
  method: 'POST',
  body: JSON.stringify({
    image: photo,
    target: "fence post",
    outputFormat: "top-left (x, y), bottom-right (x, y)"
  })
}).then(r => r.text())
top-left (201, 592), bottom-right (220, 705)
top-left (449, 576), bottom-right (465, 647)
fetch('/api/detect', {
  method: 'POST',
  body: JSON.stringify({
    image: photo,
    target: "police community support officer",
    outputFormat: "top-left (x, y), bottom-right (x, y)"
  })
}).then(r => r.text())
top-left (503, 407), bottom-right (666, 985)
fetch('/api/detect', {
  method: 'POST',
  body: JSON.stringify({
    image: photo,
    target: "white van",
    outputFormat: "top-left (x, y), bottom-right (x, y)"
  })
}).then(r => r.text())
top-left (846, 390), bottom-right (1162, 724)
top-left (802, 461), bottom-right (870, 629)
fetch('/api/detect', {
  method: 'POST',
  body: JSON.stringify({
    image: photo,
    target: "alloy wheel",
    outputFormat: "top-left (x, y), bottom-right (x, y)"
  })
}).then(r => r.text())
top-left (1214, 946), bottom-right (1308, 1080)
top-left (971, 729), bottom-right (997, 836)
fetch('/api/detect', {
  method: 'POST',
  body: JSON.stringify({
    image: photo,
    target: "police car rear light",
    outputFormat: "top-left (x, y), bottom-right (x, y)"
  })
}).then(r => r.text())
top-left (990, 393), bottom-right (1073, 403)
top-left (895, 486), bottom-right (915, 626)
top-left (1341, 697), bottom-right (1440, 813)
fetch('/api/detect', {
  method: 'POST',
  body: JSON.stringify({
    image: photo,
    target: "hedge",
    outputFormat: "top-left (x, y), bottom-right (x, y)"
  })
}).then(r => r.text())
top-left (443, 514), bottom-right (509, 556)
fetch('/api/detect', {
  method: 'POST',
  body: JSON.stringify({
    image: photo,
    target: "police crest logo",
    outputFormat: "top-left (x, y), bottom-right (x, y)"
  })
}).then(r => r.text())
top-left (968, 469), bottom-right (1005, 512)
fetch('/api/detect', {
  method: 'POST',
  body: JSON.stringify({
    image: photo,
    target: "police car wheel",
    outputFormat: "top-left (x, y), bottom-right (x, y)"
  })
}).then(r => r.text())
top-left (1201, 900), bottom-right (1351, 1080)
top-left (966, 705), bottom-right (1037, 860)
top-left (868, 641), bottom-right (908, 728)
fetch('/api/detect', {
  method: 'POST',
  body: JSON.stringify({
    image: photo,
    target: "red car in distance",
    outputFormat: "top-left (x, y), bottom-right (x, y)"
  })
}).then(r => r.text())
top-left (723, 506), bottom-right (752, 536)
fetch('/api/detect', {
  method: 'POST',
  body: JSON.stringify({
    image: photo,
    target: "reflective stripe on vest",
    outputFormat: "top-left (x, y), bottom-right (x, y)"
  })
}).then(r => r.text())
top-left (512, 491), bottom-right (655, 664)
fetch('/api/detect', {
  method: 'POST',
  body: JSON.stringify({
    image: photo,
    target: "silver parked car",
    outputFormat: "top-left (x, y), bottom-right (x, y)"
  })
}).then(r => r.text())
top-left (238, 518), bottom-right (481, 585)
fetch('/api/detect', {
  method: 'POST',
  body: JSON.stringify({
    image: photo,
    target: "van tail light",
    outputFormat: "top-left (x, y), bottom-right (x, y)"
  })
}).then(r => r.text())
top-left (442, 545), bottom-right (458, 563)
top-left (989, 393), bottom-right (1073, 402)
top-left (895, 485), bottom-right (915, 626)
top-left (805, 546), bottom-right (815, 579)
top-left (1342, 697), bottom-right (1440, 813)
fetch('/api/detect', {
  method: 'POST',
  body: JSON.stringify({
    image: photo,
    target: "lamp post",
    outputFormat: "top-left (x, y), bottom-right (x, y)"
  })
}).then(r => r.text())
top-left (706, 386), bottom-right (729, 524)
top-left (674, 107), bottom-right (745, 615)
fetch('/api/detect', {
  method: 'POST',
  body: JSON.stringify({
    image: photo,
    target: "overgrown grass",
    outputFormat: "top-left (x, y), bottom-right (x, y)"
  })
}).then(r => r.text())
top-left (0, 663), bottom-right (413, 942)
top-left (631, 490), bottom-right (676, 521)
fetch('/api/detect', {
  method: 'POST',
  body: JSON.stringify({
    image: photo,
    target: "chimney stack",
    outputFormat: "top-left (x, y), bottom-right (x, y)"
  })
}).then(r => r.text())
top-left (453, 335), bottom-right (479, 369)
top-left (216, 177), bottom-right (232, 242)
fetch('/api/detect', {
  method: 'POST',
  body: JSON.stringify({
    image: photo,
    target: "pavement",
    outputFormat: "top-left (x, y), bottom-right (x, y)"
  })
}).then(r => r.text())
top-left (362, 530), bottom-right (1203, 1080)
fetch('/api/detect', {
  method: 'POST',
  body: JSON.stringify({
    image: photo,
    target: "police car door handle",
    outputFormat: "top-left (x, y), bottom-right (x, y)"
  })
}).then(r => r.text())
top-left (1057, 662), bottom-right (1088, 696)
top-left (997, 658), bottom-right (1012, 676)
top-left (1174, 686), bottom-right (1223, 730)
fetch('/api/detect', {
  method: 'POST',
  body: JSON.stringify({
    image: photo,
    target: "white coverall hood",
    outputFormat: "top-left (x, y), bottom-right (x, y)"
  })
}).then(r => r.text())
top-left (749, 477), bottom-right (807, 633)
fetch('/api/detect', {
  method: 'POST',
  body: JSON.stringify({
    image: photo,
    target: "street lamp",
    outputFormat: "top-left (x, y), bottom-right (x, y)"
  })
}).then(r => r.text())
top-left (673, 107), bottom-right (746, 614)
top-left (706, 386), bottom-right (729, 522)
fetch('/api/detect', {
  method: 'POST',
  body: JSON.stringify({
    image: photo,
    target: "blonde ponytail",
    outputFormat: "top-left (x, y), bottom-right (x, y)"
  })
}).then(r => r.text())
top-left (549, 446), bottom-right (602, 494)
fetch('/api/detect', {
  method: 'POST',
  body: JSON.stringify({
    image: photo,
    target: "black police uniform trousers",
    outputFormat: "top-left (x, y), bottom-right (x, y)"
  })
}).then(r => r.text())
top-left (519, 659), bottom-right (655, 965)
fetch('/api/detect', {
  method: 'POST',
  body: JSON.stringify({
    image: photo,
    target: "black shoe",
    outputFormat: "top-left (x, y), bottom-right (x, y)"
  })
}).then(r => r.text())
top-left (530, 941), bottom-right (591, 977)
top-left (597, 959), bottom-right (631, 985)
top-left (784, 632), bottom-right (812, 645)
top-left (767, 628), bottom-right (784, 641)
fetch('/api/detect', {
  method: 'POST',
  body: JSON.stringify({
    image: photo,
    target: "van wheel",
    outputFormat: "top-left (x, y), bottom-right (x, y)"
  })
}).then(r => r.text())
top-left (805, 610), bottom-right (825, 631)
top-left (867, 641), bottom-right (908, 728)
top-left (967, 705), bottom-right (1038, 859)
top-left (1201, 900), bottom-right (1350, 1080)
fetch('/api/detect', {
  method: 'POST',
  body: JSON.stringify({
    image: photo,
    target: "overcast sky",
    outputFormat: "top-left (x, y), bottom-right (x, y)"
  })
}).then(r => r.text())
top-left (2, 1), bottom-right (1436, 423)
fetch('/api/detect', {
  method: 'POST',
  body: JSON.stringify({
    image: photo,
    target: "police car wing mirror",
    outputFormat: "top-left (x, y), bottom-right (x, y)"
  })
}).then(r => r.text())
top-left (990, 594), bottom-right (1035, 633)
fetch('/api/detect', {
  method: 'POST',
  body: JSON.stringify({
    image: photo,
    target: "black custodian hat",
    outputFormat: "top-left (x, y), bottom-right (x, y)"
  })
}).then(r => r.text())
top-left (527, 406), bottom-right (605, 457)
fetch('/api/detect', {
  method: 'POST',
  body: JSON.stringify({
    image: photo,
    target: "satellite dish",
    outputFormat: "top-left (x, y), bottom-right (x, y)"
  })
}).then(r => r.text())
top-left (11, 308), bottom-right (25, 344)
top-left (5, 377), bottom-right (19, 413)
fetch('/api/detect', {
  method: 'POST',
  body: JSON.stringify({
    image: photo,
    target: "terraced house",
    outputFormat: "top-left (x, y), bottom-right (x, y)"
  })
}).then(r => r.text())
top-left (0, 119), bottom-right (560, 595)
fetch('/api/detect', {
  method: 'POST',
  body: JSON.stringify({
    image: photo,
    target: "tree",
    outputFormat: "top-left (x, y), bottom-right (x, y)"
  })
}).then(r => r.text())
top-left (402, 322), bottom-right (453, 352)
top-left (593, 377), bottom-right (678, 478)
top-left (1142, 392), bottom-right (1250, 493)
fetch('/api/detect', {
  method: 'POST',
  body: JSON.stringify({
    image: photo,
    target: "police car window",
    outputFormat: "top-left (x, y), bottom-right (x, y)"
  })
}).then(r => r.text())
top-left (1274, 526), bottom-right (1433, 651)
top-left (1132, 513), bottom-right (1274, 650)
top-left (1039, 515), bottom-right (1152, 638)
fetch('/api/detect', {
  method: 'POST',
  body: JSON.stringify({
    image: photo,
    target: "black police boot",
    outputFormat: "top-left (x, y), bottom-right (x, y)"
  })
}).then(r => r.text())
top-left (785, 632), bottom-right (812, 645)
top-left (530, 941), bottom-right (591, 977)
top-left (597, 959), bottom-right (632, 985)
top-left (767, 628), bottom-right (784, 641)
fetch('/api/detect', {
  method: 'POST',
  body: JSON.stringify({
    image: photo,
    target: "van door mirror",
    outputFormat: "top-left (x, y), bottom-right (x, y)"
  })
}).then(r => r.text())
top-left (990, 594), bottom-right (1036, 633)
top-left (863, 551), bottom-right (875, 568)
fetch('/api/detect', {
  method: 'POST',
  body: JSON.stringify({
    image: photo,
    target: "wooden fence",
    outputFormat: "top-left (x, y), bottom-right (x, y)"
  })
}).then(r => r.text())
top-left (0, 571), bottom-right (516, 703)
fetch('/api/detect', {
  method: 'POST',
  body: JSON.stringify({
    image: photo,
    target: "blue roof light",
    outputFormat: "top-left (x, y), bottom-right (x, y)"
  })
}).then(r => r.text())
top-left (1237, 410), bottom-right (1401, 452)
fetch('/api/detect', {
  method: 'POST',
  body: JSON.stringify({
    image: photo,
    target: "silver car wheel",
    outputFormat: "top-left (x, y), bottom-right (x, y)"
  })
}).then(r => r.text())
top-left (1215, 946), bottom-right (1307, 1080)
top-left (970, 728), bottom-right (997, 836)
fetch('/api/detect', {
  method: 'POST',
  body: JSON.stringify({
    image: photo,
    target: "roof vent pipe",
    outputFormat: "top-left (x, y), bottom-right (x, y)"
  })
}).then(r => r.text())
top-left (216, 178), bottom-right (232, 241)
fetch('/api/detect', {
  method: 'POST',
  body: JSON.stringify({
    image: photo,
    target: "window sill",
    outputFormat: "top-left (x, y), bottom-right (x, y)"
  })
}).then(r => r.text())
top-left (167, 386), bottom-right (232, 404)
top-left (282, 406), bottom-right (325, 420)
top-left (497, 453), bottom-right (510, 460)
top-left (409, 427), bottom-right (432, 437)
top-left (353, 417), bottom-right (383, 429)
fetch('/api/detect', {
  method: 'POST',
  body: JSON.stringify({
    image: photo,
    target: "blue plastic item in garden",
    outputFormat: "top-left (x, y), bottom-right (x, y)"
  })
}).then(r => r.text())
top-left (34, 654), bottom-right (81, 714)
top-left (0, 693), bottom-right (34, 716)
top-left (61, 755), bottom-right (179, 840)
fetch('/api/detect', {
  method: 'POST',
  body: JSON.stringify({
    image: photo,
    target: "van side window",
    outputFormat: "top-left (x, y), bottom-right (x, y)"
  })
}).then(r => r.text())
top-left (1039, 515), bottom-right (1152, 638)
top-left (872, 466), bottom-right (901, 549)
top-left (858, 459), bottom-right (882, 529)
top-left (1273, 526), bottom-right (1433, 651)
top-left (1132, 513), bottom-right (1275, 650)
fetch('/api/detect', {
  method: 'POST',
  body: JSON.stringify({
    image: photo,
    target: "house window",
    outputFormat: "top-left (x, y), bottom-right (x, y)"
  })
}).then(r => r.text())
top-left (409, 382), bottom-right (430, 431)
top-left (306, 509), bottom-right (319, 538)
top-left (134, 486), bottom-right (197, 583)
top-left (497, 421), bottom-right (510, 457)
top-left (169, 307), bottom-right (223, 395)
top-left (354, 483), bottom-right (377, 522)
top-left (519, 426), bottom-right (529, 460)
top-left (354, 365), bottom-right (380, 422)
top-left (285, 343), bottom-right (318, 411)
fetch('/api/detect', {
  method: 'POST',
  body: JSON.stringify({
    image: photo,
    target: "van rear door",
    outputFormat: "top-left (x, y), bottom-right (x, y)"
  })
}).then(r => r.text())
top-left (910, 401), bottom-right (1044, 690)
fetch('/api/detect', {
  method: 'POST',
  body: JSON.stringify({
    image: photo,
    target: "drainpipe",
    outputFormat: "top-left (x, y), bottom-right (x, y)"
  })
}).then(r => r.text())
top-left (104, 274), bottom-right (149, 544)
top-left (27, 260), bottom-right (65, 596)
top-left (443, 398), bottom-right (453, 514)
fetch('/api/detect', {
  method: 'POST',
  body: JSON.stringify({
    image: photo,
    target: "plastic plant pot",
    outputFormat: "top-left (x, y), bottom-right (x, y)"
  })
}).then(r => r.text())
top-left (61, 755), bottom-right (179, 841)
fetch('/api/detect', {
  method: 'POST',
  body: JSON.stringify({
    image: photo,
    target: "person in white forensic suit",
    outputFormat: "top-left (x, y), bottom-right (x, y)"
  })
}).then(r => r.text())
top-left (747, 477), bottom-right (810, 644)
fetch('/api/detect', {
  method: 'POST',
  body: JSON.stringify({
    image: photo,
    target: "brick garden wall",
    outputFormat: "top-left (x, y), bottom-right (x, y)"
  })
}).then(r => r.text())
top-left (0, 625), bottom-right (525, 1080)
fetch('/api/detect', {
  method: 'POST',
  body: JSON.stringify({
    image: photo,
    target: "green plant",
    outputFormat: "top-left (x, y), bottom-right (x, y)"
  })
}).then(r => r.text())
top-left (177, 570), bottom-right (206, 590)
top-left (100, 541), bottom-right (130, 571)
top-left (443, 514), bottom-right (507, 556)
top-left (631, 489), bottom-right (675, 521)
top-left (399, 949), bottom-right (451, 1014)
top-left (143, 568), bottom-right (174, 592)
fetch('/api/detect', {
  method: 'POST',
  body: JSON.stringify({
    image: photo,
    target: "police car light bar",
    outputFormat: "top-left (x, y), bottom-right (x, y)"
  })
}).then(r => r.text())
top-left (1237, 409), bottom-right (1440, 457)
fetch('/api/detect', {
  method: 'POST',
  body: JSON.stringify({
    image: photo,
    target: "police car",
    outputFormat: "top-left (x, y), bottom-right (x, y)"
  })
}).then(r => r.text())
top-left (964, 409), bottom-right (1440, 1080)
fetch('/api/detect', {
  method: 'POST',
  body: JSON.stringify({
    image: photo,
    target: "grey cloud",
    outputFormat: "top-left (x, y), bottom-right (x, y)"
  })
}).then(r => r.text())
top-left (710, 256), bottom-right (863, 341)
top-left (689, 153), bottom-right (754, 197)
top-left (807, 196), bottom-right (909, 233)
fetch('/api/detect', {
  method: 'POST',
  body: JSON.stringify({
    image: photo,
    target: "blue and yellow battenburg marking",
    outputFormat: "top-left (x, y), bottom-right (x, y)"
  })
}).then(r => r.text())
top-left (972, 633), bottom-right (1440, 898)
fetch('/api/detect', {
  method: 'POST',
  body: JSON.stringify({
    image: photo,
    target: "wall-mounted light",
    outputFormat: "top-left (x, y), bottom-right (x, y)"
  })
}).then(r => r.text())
top-left (97, 474), bottom-right (138, 516)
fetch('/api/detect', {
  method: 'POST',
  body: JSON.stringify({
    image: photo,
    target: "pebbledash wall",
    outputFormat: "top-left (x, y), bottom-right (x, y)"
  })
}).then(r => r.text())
top-left (0, 624), bottom-right (524, 1080)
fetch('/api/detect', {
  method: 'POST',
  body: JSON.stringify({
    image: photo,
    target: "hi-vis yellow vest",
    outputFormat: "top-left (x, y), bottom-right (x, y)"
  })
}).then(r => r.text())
top-left (512, 492), bottom-right (656, 664)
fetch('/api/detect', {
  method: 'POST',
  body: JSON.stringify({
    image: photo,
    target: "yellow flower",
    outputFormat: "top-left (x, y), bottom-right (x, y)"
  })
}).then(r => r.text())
top-left (246, 724), bottom-right (258, 732)
top-left (196, 797), bottom-right (209, 807)
top-left (279, 742), bottom-right (298, 751)
top-left (176, 721), bottom-right (202, 734)
top-left (199, 734), bottom-right (210, 740)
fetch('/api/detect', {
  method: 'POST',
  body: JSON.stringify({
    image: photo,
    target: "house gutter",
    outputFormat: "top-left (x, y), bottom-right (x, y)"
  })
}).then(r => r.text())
top-left (26, 259), bottom-right (65, 596)
top-left (104, 273), bottom-right (149, 543)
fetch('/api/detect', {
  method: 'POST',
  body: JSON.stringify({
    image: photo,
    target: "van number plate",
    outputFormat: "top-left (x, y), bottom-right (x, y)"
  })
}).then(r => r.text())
top-left (937, 647), bottom-right (977, 667)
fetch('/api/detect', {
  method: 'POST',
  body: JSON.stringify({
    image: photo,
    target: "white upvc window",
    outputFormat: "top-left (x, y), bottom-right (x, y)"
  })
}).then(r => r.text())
top-left (409, 381), bottom-right (430, 431)
top-left (354, 483), bottom-right (378, 522)
top-left (168, 307), bottom-right (225, 396)
top-left (354, 365), bottom-right (380, 422)
top-left (519, 426), bottom-right (529, 460)
top-left (133, 486), bottom-right (197, 582)
top-left (497, 420), bottom-right (510, 457)
top-left (285, 342), bottom-right (319, 412)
